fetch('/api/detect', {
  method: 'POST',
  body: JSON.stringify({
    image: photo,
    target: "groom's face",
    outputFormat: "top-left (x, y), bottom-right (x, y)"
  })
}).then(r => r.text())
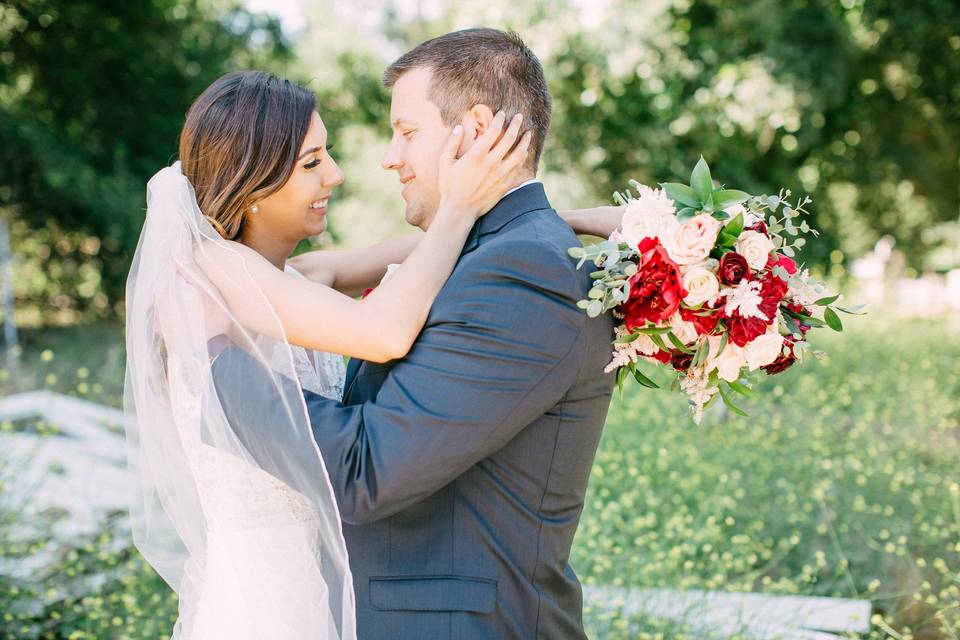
top-left (382, 67), bottom-right (454, 231)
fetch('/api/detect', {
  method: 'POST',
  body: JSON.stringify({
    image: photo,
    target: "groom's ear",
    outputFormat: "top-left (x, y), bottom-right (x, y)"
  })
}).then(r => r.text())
top-left (466, 104), bottom-right (497, 140)
top-left (457, 104), bottom-right (497, 156)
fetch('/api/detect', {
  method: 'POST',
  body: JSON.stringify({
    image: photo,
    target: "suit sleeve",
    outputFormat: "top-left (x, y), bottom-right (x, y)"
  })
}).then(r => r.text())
top-left (306, 239), bottom-right (586, 525)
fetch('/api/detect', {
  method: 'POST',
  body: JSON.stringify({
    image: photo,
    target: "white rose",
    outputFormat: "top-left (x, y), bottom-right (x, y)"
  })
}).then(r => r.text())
top-left (705, 335), bottom-right (745, 383)
top-left (681, 263), bottom-right (721, 307)
top-left (743, 332), bottom-right (785, 370)
top-left (736, 230), bottom-right (775, 271)
top-left (663, 213), bottom-right (723, 265)
top-left (621, 187), bottom-right (678, 248)
top-left (669, 312), bottom-right (699, 345)
top-left (725, 203), bottom-right (746, 218)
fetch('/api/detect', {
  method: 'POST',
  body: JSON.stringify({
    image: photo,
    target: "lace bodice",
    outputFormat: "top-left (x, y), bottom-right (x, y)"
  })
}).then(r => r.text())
top-left (173, 265), bottom-right (347, 531)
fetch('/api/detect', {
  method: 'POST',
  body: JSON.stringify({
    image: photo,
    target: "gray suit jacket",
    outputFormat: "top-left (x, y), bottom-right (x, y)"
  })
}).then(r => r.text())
top-left (215, 184), bottom-right (614, 639)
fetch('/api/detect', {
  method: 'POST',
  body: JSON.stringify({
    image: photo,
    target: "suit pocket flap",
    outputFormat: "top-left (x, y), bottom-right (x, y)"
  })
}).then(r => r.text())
top-left (369, 575), bottom-right (497, 614)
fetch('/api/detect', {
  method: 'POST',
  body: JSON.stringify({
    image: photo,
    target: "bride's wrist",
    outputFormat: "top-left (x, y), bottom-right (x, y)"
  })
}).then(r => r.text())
top-left (431, 203), bottom-right (479, 232)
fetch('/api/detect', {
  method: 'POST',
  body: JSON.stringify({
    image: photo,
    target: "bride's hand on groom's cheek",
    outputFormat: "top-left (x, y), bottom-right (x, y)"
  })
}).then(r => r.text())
top-left (437, 110), bottom-right (532, 220)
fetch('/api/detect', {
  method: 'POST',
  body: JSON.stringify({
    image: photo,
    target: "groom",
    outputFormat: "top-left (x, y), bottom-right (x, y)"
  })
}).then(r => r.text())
top-left (224, 28), bottom-right (614, 639)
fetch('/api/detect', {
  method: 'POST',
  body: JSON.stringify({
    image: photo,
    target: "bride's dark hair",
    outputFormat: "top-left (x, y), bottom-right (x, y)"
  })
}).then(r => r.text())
top-left (178, 71), bottom-right (316, 240)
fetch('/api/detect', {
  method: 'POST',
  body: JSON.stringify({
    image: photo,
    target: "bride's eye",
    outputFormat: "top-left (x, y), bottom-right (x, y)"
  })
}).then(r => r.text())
top-left (303, 145), bottom-right (334, 170)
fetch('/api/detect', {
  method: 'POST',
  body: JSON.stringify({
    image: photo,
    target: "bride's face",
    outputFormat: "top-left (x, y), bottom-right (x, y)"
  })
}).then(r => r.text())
top-left (253, 111), bottom-right (344, 241)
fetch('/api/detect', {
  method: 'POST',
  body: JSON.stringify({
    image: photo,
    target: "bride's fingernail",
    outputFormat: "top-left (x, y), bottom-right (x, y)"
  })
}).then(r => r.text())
top-left (453, 125), bottom-right (462, 134)
top-left (515, 113), bottom-right (524, 122)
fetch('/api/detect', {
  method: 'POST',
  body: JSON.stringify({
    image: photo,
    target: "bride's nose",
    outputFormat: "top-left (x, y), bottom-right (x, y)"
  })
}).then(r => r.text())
top-left (322, 158), bottom-right (345, 188)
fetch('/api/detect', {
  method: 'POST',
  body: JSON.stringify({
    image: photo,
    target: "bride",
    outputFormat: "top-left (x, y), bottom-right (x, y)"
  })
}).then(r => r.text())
top-left (124, 70), bottom-right (618, 639)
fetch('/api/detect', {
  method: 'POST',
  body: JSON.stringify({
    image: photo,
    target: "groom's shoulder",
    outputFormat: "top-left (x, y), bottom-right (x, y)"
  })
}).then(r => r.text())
top-left (456, 208), bottom-right (587, 297)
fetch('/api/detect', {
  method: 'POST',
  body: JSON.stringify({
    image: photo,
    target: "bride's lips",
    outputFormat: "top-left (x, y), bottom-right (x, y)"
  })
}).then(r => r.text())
top-left (308, 197), bottom-right (328, 214)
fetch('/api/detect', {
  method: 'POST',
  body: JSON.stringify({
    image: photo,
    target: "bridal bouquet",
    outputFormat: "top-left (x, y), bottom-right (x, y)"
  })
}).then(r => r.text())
top-left (569, 158), bottom-right (861, 423)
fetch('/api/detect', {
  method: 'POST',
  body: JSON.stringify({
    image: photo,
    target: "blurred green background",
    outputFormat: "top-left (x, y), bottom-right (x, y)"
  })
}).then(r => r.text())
top-left (1, 0), bottom-right (958, 638)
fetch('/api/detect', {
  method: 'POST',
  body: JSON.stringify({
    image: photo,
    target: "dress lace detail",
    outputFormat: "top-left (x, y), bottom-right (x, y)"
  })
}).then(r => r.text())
top-left (166, 265), bottom-right (349, 639)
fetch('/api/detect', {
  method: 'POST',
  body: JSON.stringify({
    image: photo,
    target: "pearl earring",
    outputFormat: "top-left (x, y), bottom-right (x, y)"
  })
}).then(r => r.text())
top-left (251, 205), bottom-right (259, 214)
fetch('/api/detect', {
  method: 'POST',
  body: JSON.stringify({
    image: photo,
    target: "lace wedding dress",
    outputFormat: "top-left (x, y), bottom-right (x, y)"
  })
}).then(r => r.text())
top-left (124, 164), bottom-right (354, 640)
top-left (173, 268), bottom-right (347, 640)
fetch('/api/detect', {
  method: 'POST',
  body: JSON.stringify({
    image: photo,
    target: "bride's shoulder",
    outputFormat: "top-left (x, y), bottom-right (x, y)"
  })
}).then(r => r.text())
top-left (194, 238), bottom-right (268, 272)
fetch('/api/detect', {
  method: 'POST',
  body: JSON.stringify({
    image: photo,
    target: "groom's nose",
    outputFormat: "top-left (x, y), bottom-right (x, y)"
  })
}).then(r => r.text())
top-left (382, 137), bottom-right (403, 171)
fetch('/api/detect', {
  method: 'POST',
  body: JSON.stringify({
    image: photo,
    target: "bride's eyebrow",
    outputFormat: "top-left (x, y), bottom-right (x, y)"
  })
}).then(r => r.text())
top-left (297, 146), bottom-right (323, 161)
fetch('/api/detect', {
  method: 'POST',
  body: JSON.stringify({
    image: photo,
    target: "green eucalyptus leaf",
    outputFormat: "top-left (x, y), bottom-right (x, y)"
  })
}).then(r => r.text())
top-left (713, 189), bottom-right (751, 210)
top-left (728, 380), bottom-right (753, 396)
top-left (824, 307), bottom-right (843, 332)
top-left (633, 368), bottom-right (660, 388)
top-left (576, 299), bottom-right (590, 310)
top-left (837, 304), bottom-right (867, 315)
top-left (718, 384), bottom-right (750, 417)
top-left (586, 300), bottom-right (603, 317)
top-left (637, 326), bottom-right (673, 335)
top-left (661, 182), bottom-right (700, 208)
top-left (690, 156), bottom-right (714, 203)
top-left (716, 331), bottom-right (729, 357)
top-left (568, 247), bottom-right (586, 259)
top-left (649, 333), bottom-right (670, 353)
top-left (724, 212), bottom-right (745, 238)
top-left (667, 331), bottom-right (694, 354)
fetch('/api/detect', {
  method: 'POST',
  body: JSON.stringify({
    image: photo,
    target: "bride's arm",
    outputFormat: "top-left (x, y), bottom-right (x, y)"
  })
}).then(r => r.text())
top-left (291, 204), bottom-right (625, 295)
top-left (557, 205), bottom-right (624, 238)
top-left (288, 233), bottom-right (422, 297)
top-left (199, 112), bottom-right (531, 364)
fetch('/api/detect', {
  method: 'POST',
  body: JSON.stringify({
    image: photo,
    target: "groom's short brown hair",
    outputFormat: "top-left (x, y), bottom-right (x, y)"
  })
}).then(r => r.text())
top-left (383, 28), bottom-right (552, 173)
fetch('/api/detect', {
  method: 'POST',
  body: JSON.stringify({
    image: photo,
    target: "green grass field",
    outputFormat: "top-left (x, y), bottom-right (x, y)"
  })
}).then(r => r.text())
top-left (2, 317), bottom-right (958, 639)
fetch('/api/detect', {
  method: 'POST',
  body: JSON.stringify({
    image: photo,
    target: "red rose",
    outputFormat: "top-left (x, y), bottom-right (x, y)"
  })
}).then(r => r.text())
top-left (725, 272), bottom-right (787, 347)
top-left (763, 335), bottom-right (798, 374)
top-left (620, 238), bottom-right (686, 330)
top-left (766, 252), bottom-right (798, 280)
top-left (680, 306), bottom-right (722, 335)
top-left (718, 251), bottom-right (750, 285)
top-left (785, 302), bottom-right (812, 335)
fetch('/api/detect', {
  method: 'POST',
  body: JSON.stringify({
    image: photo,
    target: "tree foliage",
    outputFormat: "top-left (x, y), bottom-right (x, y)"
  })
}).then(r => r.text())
top-left (0, 0), bottom-right (290, 306)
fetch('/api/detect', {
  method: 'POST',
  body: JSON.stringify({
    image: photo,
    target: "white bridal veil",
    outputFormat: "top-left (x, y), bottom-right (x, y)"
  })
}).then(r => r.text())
top-left (123, 163), bottom-right (355, 639)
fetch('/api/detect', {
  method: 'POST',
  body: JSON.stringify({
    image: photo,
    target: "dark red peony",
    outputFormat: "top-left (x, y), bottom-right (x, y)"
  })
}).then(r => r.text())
top-left (718, 251), bottom-right (750, 285)
top-left (763, 335), bottom-right (799, 374)
top-left (724, 271), bottom-right (788, 347)
top-left (620, 237), bottom-right (686, 330)
top-left (670, 351), bottom-right (694, 372)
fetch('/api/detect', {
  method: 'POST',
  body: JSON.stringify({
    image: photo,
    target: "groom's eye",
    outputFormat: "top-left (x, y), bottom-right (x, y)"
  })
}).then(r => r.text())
top-left (402, 130), bottom-right (415, 139)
